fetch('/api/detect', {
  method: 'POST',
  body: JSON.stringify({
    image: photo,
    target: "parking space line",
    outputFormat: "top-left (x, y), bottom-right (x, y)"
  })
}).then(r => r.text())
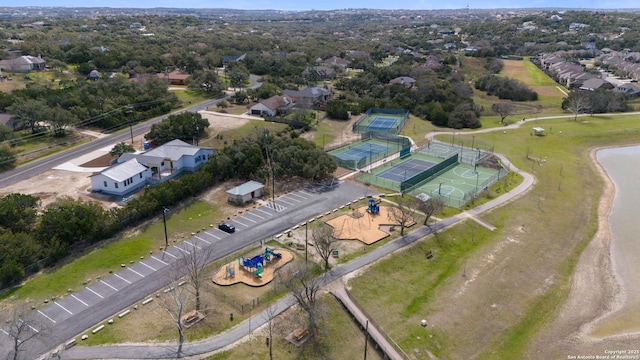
top-left (139, 261), bottom-right (157, 271)
top-left (151, 255), bottom-right (169, 265)
top-left (55, 302), bottom-right (73, 315)
top-left (162, 250), bottom-right (179, 259)
top-left (283, 196), bottom-right (301, 203)
top-left (28, 324), bottom-right (40, 333)
top-left (300, 190), bottom-right (314, 196)
top-left (194, 235), bottom-right (211, 245)
top-left (184, 240), bottom-right (201, 249)
top-left (71, 294), bottom-right (89, 307)
top-left (114, 273), bottom-right (132, 284)
top-left (100, 280), bottom-right (118, 292)
top-left (37, 310), bottom-right (56, 324)
top-left (86, 287), bottom-right (104, 299)
top-left (240, 215), bottom-right (257, 223)
top-left (255, 208), bottom-right (273, 216)
top-left (203, 231), bottom-right (221, 240)
top-left (232, 219), bottom-right (248, 227)
top-left (245, 212), bottom-right (264, 220)
top-left (128, 267), bottom-right (145, 278)
top-left (278, 198), bottom-right (295, 206)
top-left (175, 246), bottom-right (191, 255)
top-left (290, 192), bottom-right (309, 200)
top-left (1, 328), bottom-right (8, 335)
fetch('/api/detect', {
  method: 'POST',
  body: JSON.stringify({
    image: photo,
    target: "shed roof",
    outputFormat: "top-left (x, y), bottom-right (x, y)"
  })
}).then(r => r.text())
top-left (226, 181), bottom-right (265, 196)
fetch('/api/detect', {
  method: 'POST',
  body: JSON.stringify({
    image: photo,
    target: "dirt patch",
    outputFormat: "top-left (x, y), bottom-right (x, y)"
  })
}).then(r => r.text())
top-left (326, 205), bottom-right (413, 245)
top-left (81, 153), bottom-right (117, 167)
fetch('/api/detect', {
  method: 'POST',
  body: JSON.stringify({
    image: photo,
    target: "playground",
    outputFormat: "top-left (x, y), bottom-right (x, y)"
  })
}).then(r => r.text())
top-left (325, 199), bottom-right (415, 245)
top-left (212, 247), bottom-right (294, 287)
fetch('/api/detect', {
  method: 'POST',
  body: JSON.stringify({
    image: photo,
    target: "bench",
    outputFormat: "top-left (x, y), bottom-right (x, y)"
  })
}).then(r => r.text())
top-left (293, 327), bottom-right (309, 341)
top-left (425, 250), bottom-right (433, 259)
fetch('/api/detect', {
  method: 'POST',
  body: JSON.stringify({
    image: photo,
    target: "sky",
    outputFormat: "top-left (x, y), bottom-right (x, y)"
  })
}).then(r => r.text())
top-left (11, 0), bottom-right (640, 10)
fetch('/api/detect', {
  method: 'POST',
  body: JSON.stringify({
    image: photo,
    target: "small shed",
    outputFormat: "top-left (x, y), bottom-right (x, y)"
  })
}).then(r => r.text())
top-left (533, 127), bottom-right (545, 136)
top-left (226, 181), bottom-right (264, 205)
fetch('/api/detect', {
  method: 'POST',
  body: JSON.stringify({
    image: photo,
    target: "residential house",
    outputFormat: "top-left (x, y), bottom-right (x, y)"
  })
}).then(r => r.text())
top-left (0, 55), bottom-right (46, 73)
top-left (88, 70), bottom-right (100, 80)
top-left (324, 56), bottom-right (350, 69)
top-left (579, 78), bottom-right (614, 91)
top-left (157, 69), bottom-right (190, 85)
top-left (616, 83), bottom-right (640, 97)
top-left (248, 95), bottom-right (295, 117)
top-left (303, 66), bottom-right (336, 80)
top-left (283, 87), bottom-right (332, 108)
top-left (222, 54), bottom-right (246, 65)
top-left (226, 181), bottom-right (265, 205)
top-left (389, 76), bottom-right (416, 89)
top-left (90, 139), bottom-right (214, 197)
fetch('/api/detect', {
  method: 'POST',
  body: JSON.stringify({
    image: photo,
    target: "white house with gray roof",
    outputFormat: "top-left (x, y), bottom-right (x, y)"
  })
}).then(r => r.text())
top-left (90, 158), bottom-right (151, 196)
top-left (90, 139), bottom-right (213, 197)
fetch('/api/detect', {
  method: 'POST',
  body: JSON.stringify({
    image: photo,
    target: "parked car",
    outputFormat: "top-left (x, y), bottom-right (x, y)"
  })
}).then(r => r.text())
top-left (218, 222), bottom-right (236, 233)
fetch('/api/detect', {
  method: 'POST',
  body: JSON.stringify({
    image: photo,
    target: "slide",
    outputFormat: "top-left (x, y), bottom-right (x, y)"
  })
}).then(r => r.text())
top-left (254, 262), bottom-right (263, 278)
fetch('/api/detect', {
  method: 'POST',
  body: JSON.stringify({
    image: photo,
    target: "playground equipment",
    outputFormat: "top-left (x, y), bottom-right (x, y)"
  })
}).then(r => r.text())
top-left (224, 265), bottom-right (235, 279)
top-left (263, 247), bottom-right (282, 263)
top-left (254, 262), bottom-right (263, 277)
top-left (239, 254), bottom-right (264, 278)
top-left (367, 198), bottom-right (380, 215)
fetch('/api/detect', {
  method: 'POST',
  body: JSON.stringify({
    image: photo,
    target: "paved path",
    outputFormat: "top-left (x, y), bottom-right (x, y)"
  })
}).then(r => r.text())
top-left (330, 286), bottom-right (406, 360)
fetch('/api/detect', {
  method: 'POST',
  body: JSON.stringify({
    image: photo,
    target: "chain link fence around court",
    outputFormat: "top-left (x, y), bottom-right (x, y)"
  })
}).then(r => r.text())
top-left (329, 133), bottom-right (411, 170)
top-left (419, 142), bottom-right (495, 166)
top-left (352, 108), bottom-right (409, 135)
top-left (406, 164), bottom-right (508, 208)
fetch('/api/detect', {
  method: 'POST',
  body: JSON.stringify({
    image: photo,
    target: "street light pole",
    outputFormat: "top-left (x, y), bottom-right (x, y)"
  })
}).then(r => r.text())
top-left (162, 207), bottom-right (169, 248)
top-left (305, 221), bottom-right (308, 264)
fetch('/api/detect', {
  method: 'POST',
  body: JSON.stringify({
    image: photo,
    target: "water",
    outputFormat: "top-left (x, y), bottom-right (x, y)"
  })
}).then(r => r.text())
top-left (593, 146), bottom-right (640, 336)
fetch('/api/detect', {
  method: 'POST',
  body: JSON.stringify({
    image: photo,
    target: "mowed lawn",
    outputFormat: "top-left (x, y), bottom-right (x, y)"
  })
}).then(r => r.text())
top-left (348, 114), bottom-right (640, 359)
top-left (499, 59), bottom-right (567, 110)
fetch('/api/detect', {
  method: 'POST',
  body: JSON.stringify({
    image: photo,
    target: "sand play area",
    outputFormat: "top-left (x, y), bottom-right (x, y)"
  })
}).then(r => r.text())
top-left (326, 205), bottom-right (415, 245)
top-left (212, 248), bottom-right (293, 287)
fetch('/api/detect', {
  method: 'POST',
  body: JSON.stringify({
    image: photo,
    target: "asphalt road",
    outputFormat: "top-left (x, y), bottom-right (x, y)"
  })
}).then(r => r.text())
top-left (0, 75), bottom-right (261, 189)
top-left (0, 180), bottom-right (377, 359)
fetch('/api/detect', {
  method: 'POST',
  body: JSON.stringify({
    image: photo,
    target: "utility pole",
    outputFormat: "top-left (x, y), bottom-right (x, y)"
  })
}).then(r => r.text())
top-left (162, 207), bottom-right (169, 248)
top-left (364, 319), bottom-right (369, 360)
top-left (305, 221), bottom-right (308, 263)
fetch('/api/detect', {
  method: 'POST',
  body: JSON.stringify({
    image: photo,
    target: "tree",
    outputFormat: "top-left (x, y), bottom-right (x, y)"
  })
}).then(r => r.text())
top-left (417, 197), bottom-right (444, 227)
top-left (491, 102), bottom-right (516, 124)
top-left (185, 70), bottom-right (224, 95)
top-left (562, 90), bottom-right (591, 121)
top-left (47, 106), bottom-right (77, 137)
top-left (179, 240), bottom-right (215, 311)
top-left (2, 303), bottom-right (48, 360)
top-left (265, 305), bottom-right (279, 360)
top-left (0, 193), bottom-right (40, 234)
top-left (155, 264), bottom-right (191, 358)
top-left (281, 265), bottom-right (323, 334)
top-left (145, 112), bottom-right (209, 146)
top-left (387, 195), bottom-right (417, 236)
top-left (6, 98), bottom-right (48, 134)
top-left (109, 142), bottom-right (136, 157)
top-left (311, 224), bottom-right (338, 270)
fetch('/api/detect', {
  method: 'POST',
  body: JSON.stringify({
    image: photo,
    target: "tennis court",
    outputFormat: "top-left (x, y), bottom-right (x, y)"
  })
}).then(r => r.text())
top-left (334, 143), bottom-right (389, 162)
top-left (328, 137), bottom-right (404, 170)
top-left (352, 108), bottom-right (409, 135)
top-left (376, 158), bottom-right (436, 183)
top-left (367, 116), bottom-right (400, 131)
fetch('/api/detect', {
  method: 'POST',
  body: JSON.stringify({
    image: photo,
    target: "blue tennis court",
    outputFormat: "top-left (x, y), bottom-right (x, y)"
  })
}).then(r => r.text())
top-left (376, 158), bottom-right (436, 183)
top-left (335, 143), bottom-right (389, 161)
top-left (367, 116), bottom-right (400, 130)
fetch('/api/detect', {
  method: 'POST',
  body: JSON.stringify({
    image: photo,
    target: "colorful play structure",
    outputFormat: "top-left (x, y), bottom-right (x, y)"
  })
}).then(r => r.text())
top-left (238, 247), bottom-right (282, 278)
top-left (367, 198), bottom-right (381, 215)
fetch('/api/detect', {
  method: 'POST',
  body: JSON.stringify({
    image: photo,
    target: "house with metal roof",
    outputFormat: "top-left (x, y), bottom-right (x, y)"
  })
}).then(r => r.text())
top-left (0, 55), bottom-right (46, 73)
top-left (226, 181), bottom-right (265, 205)
top-left (90, 158), bottom-right (151, 197)
top-left (90, 139), bottom-right (213, 197)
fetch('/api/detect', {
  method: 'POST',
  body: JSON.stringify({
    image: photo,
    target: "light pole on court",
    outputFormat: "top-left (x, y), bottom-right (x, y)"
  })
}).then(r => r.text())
top-left (438, 181), bottom-right (443, 195)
